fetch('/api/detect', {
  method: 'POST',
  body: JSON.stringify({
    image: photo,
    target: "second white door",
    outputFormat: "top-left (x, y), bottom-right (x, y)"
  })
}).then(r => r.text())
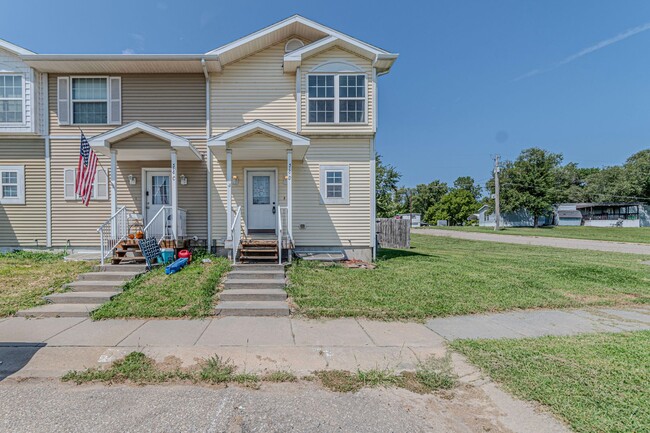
top-left (246, 170), bottom-right (276, 233)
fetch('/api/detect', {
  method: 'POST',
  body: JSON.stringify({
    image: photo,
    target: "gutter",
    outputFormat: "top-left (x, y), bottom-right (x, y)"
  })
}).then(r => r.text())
top-left (43, 72), bottom-right (52, 248)
top-left (201, 58), bottom-right (213, 249)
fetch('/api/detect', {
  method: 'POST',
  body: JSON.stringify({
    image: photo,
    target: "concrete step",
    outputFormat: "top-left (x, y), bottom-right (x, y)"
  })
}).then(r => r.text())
top-left (227, 270), bottom-right (285, 280)
top-left (15, 303), bottom-right (102, 318)
top-left (215, 301), bottom-right (290, 317)
top-left (223, 278), bottom-right (285, 290)
top-left (44, 291), bottom-right (120, 304)
top-left (95, 264), bottom-right (147, 273)
top-left (233, 264), bottom-right (285, 272)
top-left (78, 272), bottom-right (140, 281)
top-left (220, 289), bottom-right (287, 302)
top-left (64, 280), bottom-right (125, 292)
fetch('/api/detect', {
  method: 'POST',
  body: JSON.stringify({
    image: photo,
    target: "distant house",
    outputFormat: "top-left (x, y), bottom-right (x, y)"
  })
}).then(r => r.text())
top-left (555, 203), bottom-right (649, 228)
top-left (396, 213), bottom-right (421, 227)
top-left (475, 205), bottom-right (550, 228)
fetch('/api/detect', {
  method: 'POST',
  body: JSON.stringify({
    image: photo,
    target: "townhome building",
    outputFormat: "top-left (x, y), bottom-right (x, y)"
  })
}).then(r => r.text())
top-left (0, 15), bottom-right (397, 262)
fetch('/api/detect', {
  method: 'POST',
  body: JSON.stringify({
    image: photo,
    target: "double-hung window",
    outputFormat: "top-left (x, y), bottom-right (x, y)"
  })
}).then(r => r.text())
top-left (0, 165), bottom-right (25, 204)
top-left (308, 74), bottom-right (365, 124)
top-left (0, 75), bottom-right (23, 124)
top-left (72, 78), bottom-right (108, 124)
top-left (320, 165), bottom-right (349, 205)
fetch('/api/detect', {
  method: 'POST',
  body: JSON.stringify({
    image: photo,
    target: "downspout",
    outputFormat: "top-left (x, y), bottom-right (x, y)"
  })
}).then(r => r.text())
top-left (201, 58), bottom-right (212, 250)
top-left (43, 72), bottom-right (52, 248)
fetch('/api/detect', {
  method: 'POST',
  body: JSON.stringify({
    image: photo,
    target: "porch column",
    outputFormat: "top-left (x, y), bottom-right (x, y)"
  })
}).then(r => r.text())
top-left (226, 149), bottom-right (233, 241)
top-left (287, 149), bottom-right (293, 235)
top-left (171, 150), bottom-right (178, 241)
top-left (110, 150), bottom-right (117, 237)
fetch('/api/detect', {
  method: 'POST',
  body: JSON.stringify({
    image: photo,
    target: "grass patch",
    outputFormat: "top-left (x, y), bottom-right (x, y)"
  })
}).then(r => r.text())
top-left (428, 225), bottom-right (650, 244)
top-left (91, 254), bottom-right (230, 319)
top-left (0, 250), bottom-right (94, 317)
top-left (287, 234), bottom-right (650, 320)
top-left (314, 355), bottom-right (457, 393)
top-left (63, 352), bottom-right (454, 395)
top-left (451, 331), bottom-right (650, 433)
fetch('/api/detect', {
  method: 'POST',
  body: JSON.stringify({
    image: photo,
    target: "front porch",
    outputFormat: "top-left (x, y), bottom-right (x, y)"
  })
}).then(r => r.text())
top-left (208, 120), bottom-right (310, 264)
top-left (89, 121), bottom-right (203, 264)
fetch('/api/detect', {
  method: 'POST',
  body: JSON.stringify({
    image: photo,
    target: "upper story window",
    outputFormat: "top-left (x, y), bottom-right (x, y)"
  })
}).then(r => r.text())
top-left (308, 74), bottom-right (365, 124)
top-left (0, 75), bottom-right (23, 124)
top-left (72, 78), bottom-right (108, 124)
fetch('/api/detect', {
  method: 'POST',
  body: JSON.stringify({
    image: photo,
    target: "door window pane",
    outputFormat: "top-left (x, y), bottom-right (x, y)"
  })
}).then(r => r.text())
top-left (252, 176), bottom-right (270, 205)
top-left (151, 176), bottom-right (170, 205)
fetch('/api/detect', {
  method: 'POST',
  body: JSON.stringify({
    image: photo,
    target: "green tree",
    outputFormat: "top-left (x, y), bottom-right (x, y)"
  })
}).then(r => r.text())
top-left (581, 166), bottom-right (634, 202)
top-left (453, 176), bottom-right (482, 201)
top-left (625, 149), bottom-right (650, 201)
top-left (410, 181), bottom-right (449, 215)
top-left (492, 148), bottom-right (563, 227)
top-left (424, 189), bottom-right (478, 226)
top-left (375, 153), bottom-right (402, 218)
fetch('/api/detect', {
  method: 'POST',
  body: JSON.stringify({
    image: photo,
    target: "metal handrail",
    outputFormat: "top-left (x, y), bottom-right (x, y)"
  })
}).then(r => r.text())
top-left (231, 206), bottom-right (242, 264)
top-left (143, 206), bottom-right (169, 244)
top-left (96, 206), bottom-right (128, 266)
top-left (143, 206), bottom-right (187, 245)
top-left (277, 206), bottom-right (292, 264)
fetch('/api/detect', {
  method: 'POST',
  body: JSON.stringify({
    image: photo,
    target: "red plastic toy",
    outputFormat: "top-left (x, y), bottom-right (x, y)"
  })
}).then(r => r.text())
top-left (178, 249), bottom-right (192, 263)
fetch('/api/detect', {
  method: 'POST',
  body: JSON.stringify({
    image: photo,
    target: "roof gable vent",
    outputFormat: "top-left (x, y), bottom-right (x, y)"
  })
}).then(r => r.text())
top-left (285, 38), bottom-right (305, 53)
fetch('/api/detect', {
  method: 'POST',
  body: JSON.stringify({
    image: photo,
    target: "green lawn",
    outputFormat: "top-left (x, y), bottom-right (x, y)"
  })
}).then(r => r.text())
top-left (426, 225), bottom-right (650, 244)
top-left (0, 251), bottom-right (93, 317)
top-left (452, 331), bottom-right (650, 433)
top-left (286, 234), bottom-right (650, 320)
top-left (92, 255), bottom-right (230, 319)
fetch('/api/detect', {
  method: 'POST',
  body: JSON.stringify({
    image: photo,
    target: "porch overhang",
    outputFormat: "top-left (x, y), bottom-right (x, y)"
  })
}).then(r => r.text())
top-left (88, 121), bottom-right (202, 161)
top-left (207, 120), bottom-right (310, 160)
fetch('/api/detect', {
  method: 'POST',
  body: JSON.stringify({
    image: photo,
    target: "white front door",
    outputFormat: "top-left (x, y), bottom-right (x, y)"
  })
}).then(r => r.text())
top-left (246, 170), bottom-right (276, 233)
top-left (145, 170), bottom-right (171, 224)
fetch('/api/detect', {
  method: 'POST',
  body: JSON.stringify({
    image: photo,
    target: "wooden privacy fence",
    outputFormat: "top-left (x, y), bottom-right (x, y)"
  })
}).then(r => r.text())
top-left (376, 218), bottom-right (410, 249)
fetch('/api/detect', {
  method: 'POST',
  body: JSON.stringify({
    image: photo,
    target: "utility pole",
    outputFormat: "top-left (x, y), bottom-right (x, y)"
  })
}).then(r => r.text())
top-left (494, 155), bottom-right (501, 231)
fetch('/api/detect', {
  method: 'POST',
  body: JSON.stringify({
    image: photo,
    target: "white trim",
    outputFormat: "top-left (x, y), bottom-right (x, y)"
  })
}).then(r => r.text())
top-left (0, 72), bottom-right (26, 126)
top-left (0, 165), bottom-right (25, 205)
top-left (285, 38), bottom-right (305, 53)
top-left (171, 150), bottom-right (178, 240)
top-left (319, 164), bottom-right (349, 205)
top-left (371, 138), bottom-right (376, 260)
top-left (310, 60), bottom-right (364, 73)
top-left (226, 150), bottom-right (232, 241)
top-left (141, 167), bottom-right (172, 226)
top-left (0, 38), bottom-right (35, 56)
top-left (110, 151), bottom-right (117, 235)
top-left (306, 73), bottom-right (367, 125)
top-left (243, 167), bottom-right (278, 234)
top-left (296, 66), bottom-right (301, 133)
top-left (44, 73), bottom-right (51, 247)
top-left (372, 67), bottom-right (377, 133)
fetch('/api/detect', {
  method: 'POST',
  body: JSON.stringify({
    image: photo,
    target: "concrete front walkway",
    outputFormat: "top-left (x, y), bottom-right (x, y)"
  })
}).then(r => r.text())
top-left (418, 228), bottom-right (650, 255)
top-left (427, 306), bottom-right (650, 340)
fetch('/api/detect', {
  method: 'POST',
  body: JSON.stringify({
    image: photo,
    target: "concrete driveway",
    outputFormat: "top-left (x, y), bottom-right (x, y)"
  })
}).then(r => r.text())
top-left (417, 228), bottom-right (650, 255)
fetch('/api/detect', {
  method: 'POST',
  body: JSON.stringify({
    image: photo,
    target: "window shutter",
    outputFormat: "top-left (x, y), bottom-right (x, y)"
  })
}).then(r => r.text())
top-left (95, 168), bottom-right (109, 199)
top-left (108, 77), bottom-right (122, 125)
top-left (63, 168), bottom-right (76, 200)
top-left (57, 77), bottom-right (70, 125)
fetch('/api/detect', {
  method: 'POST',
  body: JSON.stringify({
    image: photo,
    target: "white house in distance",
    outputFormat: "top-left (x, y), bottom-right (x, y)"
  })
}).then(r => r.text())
top-left (396, 213), bottom-right (421, 227)
top-left (475, 205), bottom-right (551, 228)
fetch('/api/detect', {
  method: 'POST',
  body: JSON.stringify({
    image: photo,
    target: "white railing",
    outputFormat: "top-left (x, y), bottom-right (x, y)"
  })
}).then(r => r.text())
top-left (97, 206), bottom-right (128, 266)
top-left (231, 206), bottom-right (242, 264)
top-left (278, 206), bottom-right (292, 264)
top-left (143, 206), bottom-right (187, 245)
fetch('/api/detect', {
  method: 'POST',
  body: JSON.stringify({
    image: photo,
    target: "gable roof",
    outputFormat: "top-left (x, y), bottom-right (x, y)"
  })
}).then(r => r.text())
top-left (206, 15), bottom-right (398, 72)
top-left (0, 38), bottom-right (35, 56)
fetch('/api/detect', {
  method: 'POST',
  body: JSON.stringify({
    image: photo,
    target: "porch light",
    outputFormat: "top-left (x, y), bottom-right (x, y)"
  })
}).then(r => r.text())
top-left (232, 175), bottom-right (239, 185)
top-left (283, 175), bottom-right (288, 185)
top-left (180, 174), bottom-right (188, 185)
top-left (128, 174), bottom-right (136, 185)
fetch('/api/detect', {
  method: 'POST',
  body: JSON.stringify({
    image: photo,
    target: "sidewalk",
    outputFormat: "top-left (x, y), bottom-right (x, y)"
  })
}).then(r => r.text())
top-left (418, 228), bottom-right (650, 255)
top-left (0, 317), bottom-right (446, 379)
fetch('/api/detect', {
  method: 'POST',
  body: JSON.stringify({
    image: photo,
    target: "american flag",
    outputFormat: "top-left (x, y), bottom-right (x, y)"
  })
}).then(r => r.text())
top-left (75, 132), bottom-right (98, 206)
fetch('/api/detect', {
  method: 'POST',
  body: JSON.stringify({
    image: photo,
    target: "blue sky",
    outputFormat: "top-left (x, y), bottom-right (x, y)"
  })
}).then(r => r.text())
top-left (3, 0), bottom-right (650, 187)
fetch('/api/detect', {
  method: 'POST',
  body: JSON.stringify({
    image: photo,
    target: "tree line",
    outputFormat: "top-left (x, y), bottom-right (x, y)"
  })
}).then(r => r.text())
top-left (376, 148), bottom-right (649, 226)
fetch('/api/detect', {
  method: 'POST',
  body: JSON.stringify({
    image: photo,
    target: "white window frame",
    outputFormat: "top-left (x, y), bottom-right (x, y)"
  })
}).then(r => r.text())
top-left (70, 76), bottom-right (110, 125)
top-left (0, 165), bottom-right (25, 205)
top-left (63, 167), bottom-right (109, 201)
top-left (0, 73), bottom-right (25, 125)
top-left (307, 73), bottom-right (367, 125)
top-left (319, 165), bottom-right (349, 205)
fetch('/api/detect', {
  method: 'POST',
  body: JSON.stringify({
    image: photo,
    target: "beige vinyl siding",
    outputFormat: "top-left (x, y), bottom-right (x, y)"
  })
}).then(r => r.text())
top-left (0, 139), bottom-right (46, 247)
top-left (51, 139), bottom-right (111, 247)
top-left (211, 137), bottom-right (371, 247)
top-left (48, 74), bottom-right (206, 137)
top-left (211, 41), bottom-right (296, 135)
top-left (300, 46), bottom-right (374, 135)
